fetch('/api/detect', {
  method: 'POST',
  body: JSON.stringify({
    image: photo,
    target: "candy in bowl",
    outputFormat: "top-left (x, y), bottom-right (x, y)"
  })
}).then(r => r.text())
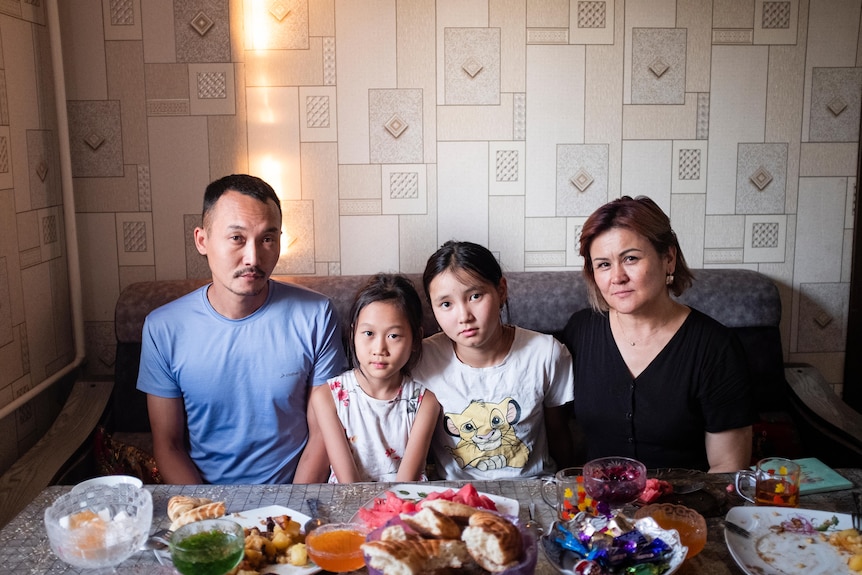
top-left (44, 483), bottom-right (153, 570)
top-left (305, 522), bottom-right (370, 572)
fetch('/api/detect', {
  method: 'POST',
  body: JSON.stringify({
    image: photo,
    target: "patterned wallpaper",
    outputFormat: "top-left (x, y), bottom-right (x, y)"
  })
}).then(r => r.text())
top-left (0, 0), bottom-right (859, 472)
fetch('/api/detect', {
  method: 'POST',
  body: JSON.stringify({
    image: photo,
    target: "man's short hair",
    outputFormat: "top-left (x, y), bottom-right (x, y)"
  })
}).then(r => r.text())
top-left (202, 174), bottom-right (282, 227)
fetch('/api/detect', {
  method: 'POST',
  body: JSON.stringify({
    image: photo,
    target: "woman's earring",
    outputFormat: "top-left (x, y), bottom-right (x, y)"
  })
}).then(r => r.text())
top-left (666, 273), bottom-right (674, 285)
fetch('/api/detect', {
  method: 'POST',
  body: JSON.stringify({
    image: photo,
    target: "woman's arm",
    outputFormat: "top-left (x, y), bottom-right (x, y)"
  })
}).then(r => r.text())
top-left (396, 390), bottom-right (441, 481)
top-left (308, 383), bottom-right (361, 483)
top-left (705, 425), bottom-right (752, 472)
top-left (545, 402), bottom-right (576, 469)
top-left (147, 394), bottom-right (203, 484)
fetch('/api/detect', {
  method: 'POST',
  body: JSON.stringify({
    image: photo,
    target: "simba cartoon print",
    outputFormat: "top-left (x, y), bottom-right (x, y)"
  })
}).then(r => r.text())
top-left (444, 397), bottom-right (530, 471)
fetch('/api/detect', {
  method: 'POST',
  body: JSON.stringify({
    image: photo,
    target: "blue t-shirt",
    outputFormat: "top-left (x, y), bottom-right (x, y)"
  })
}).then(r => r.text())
top-left (137, 280), bottom-right (347, 484)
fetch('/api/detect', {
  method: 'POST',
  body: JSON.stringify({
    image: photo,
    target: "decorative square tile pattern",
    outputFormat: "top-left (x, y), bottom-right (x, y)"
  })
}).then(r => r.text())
top-left (110, 0), bottom-right (134, 25)
top-left (712, 28), bottom-right (753, 44)
top-left (381, 164), bottom-right (426, 215)
top-left (197, 71), bottom-right (226, 99)
top-left (556, 144), bottom-right (608, 217)
top-left (752, 221), bottom-right (779, 247)
top-left (323, 37), bottom-right (336, 85)
top-left (188, 64), bottom-right (234, 115)
top-left (116, 213), bottom-right (154, 266)
top-left (797, 282), bottom-right (849, 352)
top-left (137, 164), bottom-right (151, 211)
top-left (306, 96), bottom-right (329, 128)
top-left (762, 1), bottom-right (791, 28)
top-left (26, 130), bottom-right (60, 209)
top-left (743, 214), bottom-right (786, 262)
top-left (369, 89), bottom-right (423, 164)
top-left (489, 141), bottom-right (525, 196)
top-left (810, 67), bottom-right (862, 143)
top-left (696, 93), bottom-right (710, 139)
top-left (174, 1), bottom-right (230, 63)
top-left (0, 134), bottom-right (10, 174)
top-left (444, 27), bottom-right (501, 105)
top-left (300, 87), bottom-right (337, 142)
top-left (67, 100), bottom-right (123, 178)
top-left (514, 93), bottom-right (526, 140)
top-left (527, 28), bottom-right (569, 44)
top-left (243, 0), bottom-right (308, 50)
top-left (678, 149), bottom-right (701, 180)
top-left (85, 321), bottom-right (116, 372)
top-left (673, 141), bottom-right (708, 194)
top-left (578, 1), bottom-right (606, 28)
top-left (496, 150), bottom-right (519, 182)
top-left (38, 206), bottom-right (62, 261)
top-left (146, 99), bottom-right (190, 116)
top-left (122, 221), bottom-right (147, 252)
top-left (631, 28), bottom-right (687, 104)
top-left (736, 143), bottom-right (787, 214)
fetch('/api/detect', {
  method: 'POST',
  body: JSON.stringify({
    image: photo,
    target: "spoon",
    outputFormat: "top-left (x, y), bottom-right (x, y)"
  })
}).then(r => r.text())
top-left (524, 503), bottom-right (543, 537)
top-left (303, 498), bottom-right (326, 534)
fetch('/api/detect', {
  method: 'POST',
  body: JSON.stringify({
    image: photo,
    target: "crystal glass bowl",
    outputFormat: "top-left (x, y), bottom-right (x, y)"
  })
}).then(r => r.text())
top-left (634, 503), bottom-right (707, 559)
top-left (582, 456), bottom-right (648, 508)
top-left (305, 522), bottom-right (370, 572)
top-left (44, 483), bottom-right (153, 569)
top-left (169, 518), bottom-right (246, 575)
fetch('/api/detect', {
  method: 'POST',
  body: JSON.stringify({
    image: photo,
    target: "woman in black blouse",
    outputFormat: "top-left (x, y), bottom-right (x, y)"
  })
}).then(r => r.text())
top-left (561, 196), bottom-right (754, 472)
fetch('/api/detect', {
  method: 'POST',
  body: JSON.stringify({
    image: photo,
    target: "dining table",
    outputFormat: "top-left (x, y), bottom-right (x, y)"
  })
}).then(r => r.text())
top-left (3, 468), bottom-right (861, 575)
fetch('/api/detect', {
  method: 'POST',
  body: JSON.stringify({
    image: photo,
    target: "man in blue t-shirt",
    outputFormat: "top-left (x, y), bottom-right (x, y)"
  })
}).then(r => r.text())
top-left (137, 174), bottom-right (346, 484)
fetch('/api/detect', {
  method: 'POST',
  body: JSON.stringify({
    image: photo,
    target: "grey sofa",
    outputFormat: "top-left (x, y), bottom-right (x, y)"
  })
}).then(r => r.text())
top-left (104, 268), bottom-right (862, 480)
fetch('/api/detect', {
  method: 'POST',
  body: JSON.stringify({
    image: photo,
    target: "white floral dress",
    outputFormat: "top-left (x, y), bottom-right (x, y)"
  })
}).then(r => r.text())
top-left (325, 369), bottom-right (427, 482)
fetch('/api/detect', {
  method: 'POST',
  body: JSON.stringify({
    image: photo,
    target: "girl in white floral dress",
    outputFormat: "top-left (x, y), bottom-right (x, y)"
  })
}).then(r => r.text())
top-left (309, 273), bottom-right (440, 482)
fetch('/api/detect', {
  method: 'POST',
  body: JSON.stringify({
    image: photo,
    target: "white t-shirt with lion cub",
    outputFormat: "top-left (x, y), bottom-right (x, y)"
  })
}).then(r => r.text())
top-left (413, 326), bottom-right (574, 480)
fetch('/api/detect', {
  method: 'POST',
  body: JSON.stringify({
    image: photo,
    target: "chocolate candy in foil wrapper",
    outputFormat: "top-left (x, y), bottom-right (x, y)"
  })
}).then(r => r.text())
top-left (551, 522), bottom-right (589, 557)
top-left (573, 559), bottom-right (604, 574)
top-left (624, 562), bottom-right (671, 575)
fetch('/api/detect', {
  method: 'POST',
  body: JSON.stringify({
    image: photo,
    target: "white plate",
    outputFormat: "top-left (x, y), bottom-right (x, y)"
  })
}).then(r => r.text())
top-left (350, 483), bottom-right (520, 524)
top-left (229, 505), bottom-right (321, 575)
top-left (540, 516), bottom-right (687, 575)
top-left (725, 506), bottom-right (854, 575)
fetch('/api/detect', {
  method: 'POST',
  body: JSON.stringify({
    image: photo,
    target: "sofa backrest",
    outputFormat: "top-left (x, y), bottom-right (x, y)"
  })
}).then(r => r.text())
top-left (111, 268), bottom-right (784, 433)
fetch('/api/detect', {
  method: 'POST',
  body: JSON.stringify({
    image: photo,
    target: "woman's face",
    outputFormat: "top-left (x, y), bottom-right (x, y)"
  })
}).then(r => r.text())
top-left (427, 269), bottom-right (506, 352)
top-left (589, 227), bottom-right (675, 314)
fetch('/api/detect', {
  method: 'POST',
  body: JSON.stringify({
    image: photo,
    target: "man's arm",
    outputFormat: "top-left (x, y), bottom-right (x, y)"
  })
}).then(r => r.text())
top-left (293, 394), bottom-right (332, 483)
top-left (705, 425), bottom-right (752, 473)
top-left (147, 394), bottom-right (202, 484)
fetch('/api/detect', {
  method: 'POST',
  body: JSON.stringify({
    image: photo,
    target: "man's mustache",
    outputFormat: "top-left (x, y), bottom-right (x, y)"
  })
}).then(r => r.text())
top-left (233, 267), bottom-right (265, 278)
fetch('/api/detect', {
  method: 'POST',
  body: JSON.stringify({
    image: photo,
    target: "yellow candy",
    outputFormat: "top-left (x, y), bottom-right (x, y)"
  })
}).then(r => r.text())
top-left (779, 466), bottom-right (788, 475)
top-left (775, 482), bottom-right (786, 493)
top-left (564, 487), bottom-right (574, 498)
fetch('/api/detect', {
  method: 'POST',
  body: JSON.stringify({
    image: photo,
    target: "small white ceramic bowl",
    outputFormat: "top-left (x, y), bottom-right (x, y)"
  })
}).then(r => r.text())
top-left (71, 475), bottom-right (143, 493)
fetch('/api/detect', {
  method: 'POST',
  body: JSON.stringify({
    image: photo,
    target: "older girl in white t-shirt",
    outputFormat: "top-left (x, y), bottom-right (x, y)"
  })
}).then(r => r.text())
top-left (413, 241), bottom-right (575, 480)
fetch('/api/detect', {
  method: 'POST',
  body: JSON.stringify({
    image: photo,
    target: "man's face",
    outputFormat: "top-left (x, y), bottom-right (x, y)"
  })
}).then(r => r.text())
top-left (194, 190), bottom-right (282, 301)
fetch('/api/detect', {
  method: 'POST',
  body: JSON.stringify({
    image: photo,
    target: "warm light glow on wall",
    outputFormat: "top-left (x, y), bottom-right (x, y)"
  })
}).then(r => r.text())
top-left (259, 156), bottom-right (283, 196)
top-left (248, 0), bottom-right (272, 50)
top-left (281, 229), bottom-right (298, 254)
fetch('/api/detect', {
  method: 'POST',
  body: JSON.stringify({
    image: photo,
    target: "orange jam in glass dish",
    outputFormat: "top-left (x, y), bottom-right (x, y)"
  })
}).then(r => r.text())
top-left (305, 523), bottom-right (369, 572)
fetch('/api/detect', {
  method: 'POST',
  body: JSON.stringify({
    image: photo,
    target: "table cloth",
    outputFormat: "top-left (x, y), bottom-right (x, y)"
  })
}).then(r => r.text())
top-left (3, 470), bottom-right (860, 575)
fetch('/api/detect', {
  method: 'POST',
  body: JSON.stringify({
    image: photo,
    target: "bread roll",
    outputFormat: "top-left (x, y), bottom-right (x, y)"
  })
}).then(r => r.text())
top-left (399, 507), bottom-right (462, 540)
top-left (461, 511), bottom-right (522, 573)
top-left (167, 495), bottom-right (212, 522)
top-left (169, 501), bottom-right (226, 531)
top-left (361, 537), bottom-right (469, 575)
top-left (420, 499), bottom-right (478, 524)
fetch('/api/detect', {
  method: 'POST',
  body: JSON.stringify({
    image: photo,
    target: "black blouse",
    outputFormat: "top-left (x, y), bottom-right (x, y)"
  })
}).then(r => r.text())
top-left (561, 307), bottom-right (755, 471)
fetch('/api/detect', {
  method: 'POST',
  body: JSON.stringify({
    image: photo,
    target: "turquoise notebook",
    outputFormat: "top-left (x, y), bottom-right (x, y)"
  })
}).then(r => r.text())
top-left (795, 457), bottom-right (854, 494)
